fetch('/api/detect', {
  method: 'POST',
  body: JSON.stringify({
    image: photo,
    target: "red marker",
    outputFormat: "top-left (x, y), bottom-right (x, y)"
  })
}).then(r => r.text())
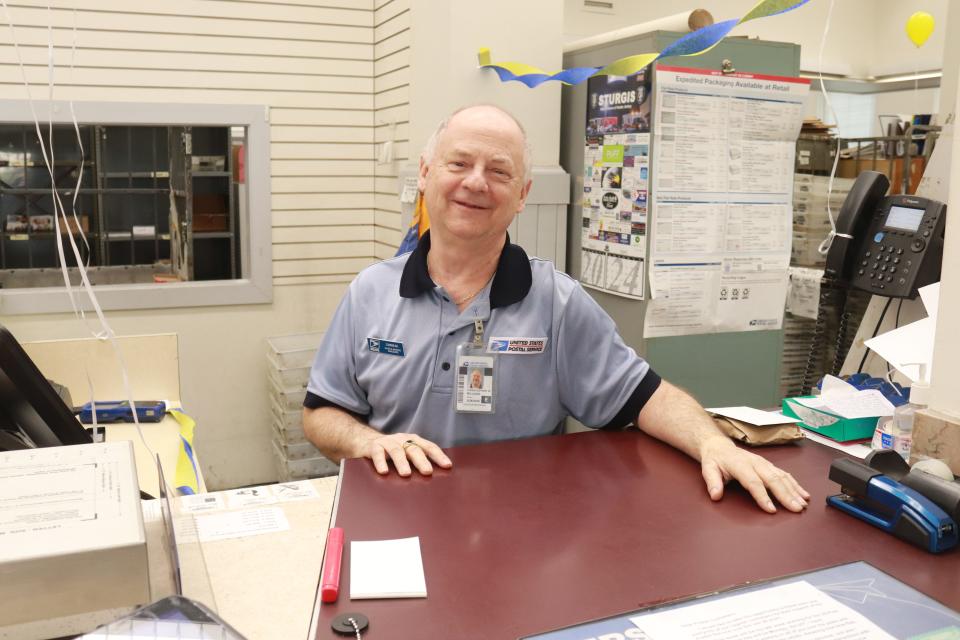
top-left (321, 527), bottom-right (345, 603)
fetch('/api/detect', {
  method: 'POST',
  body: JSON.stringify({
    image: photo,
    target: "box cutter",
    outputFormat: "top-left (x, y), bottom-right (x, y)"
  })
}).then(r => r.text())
top-left (827, 458), bottom-right (958, 553)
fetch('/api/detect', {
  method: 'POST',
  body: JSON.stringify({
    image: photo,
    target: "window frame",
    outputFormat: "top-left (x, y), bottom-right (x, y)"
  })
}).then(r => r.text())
top-left (0, 101), bottom-right (271, 314)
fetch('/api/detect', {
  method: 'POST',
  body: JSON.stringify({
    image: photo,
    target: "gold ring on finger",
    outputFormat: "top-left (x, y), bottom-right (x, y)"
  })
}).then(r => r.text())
top-left (402, 439), bottom-right (418, 451)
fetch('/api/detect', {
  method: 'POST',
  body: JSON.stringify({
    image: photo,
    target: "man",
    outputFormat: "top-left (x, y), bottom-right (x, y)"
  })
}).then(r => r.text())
top-left (469, 368), bottom-right (484, 390)
top-left (303, 104), bottom-right (810, 514)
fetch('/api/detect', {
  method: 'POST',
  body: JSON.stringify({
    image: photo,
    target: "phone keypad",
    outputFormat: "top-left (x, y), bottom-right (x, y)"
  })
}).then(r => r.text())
top-left (862, 247), bottom-right (912, 291)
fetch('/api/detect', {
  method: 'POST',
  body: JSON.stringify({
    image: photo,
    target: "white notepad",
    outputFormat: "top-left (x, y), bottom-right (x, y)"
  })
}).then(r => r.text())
top-left (350, 536), bottom-right (427, 599)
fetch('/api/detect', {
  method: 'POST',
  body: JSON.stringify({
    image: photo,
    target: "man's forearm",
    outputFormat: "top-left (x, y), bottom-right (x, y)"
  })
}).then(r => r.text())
top-left (635, 380), bottom-right (729, 462)
top-left (302, 406), bottom-right (381, 463)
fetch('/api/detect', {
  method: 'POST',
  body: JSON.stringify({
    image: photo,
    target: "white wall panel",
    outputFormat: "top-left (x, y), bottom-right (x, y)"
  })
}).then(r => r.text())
top-left (372, 0), bottom-right (409, 256)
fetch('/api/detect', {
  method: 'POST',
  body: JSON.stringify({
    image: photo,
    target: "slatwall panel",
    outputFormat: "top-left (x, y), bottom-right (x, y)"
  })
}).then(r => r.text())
top-left (0, 0), bottom-right (378, 287)
top-left (507, 203), bottom-right (568, 272)
top-left (373, 0), bottom-right (410, 259)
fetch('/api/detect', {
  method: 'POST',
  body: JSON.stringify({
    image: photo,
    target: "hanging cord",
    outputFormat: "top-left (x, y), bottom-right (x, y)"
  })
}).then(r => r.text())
top-left (813, 0), bottom-right (851, 257)
top-left (856, 297), bottom-right (893, 374)
top-left (800, 278), bottom-right (835, 395)
top-left (884, 299), bottom-right (905, 395)
top-left (1, 2), bottom-right (165, 490)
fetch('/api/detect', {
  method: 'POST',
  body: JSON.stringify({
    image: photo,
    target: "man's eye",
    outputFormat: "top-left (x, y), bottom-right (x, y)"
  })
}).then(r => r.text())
top-left (449, 161), bottom-right (466, 169)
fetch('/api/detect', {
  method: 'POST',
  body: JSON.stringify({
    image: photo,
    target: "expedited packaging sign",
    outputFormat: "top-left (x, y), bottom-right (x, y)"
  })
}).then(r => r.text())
top-left (645, 65), bottom-right (810, 337)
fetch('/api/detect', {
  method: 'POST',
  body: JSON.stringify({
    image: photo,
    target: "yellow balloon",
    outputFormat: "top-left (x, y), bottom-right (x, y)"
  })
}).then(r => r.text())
top-left (906, 11), bottom-right (935, 48)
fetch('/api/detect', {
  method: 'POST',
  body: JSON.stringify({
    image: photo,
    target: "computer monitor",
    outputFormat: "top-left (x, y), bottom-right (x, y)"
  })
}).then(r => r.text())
top-left (0, 324), bottom-right (92, 450)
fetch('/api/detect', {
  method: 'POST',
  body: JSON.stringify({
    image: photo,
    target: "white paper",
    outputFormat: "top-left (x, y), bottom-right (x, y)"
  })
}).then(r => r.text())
top-left (820, 374), bottom-right (858, 399)
top-left (179, 493), bottom-right (225, 513)
top-left (225, 486), bottom-right (276, 509)
top-left (141, 499), bottom-right (162, 522)
top-left (800, 428), bottom-right (871, 459)
top-left (802, 376), bottom-right (895, 419)
top-left (270, 480), bottom-right (319, 502)
top-left (400, 176), bottom-right (419, 204)
top-left (822, 390), bottom-right (895, 419)
top-left (919, 281), bottom-right (939, 321)
top-left (786, 267), bottom-right (824, 320)
top-left (645, 67), bottom-right (808, 337)
top-left (630, 580), bottom-right (895, 640)
top-left (793, 396), bottom-right (827, 409)
top-left (707, 406), bottom-right (799, 426)
top-left (195, 507), bottom-right (289, 542)
top-left (350, 537), bottom-right (427, 599)
top-left (864, 317), bottom-right (936, 383)
top-left (173, 514), bottom-right (199, 543)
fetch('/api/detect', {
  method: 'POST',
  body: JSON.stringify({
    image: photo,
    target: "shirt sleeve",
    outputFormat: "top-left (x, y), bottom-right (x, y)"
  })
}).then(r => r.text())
top-left (304, 282), bottom-right (372, 415)
top-left (556, 283), bottom-right (659, 428)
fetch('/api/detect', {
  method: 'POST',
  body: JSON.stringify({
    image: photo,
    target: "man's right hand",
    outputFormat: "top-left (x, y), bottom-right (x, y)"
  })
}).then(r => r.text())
top-left (363, 433), bottom-right (452, 477)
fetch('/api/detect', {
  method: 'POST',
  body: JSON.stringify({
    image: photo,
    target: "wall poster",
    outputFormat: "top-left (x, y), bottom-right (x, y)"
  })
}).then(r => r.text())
top-left (580, 69), bottom-right (652, 300)
top-left (644, 65), bottom-right (809, 337)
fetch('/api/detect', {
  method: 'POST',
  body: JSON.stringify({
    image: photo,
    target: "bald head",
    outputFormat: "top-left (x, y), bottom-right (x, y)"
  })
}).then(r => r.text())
top-left (422, 105), bottom-right (532, 182)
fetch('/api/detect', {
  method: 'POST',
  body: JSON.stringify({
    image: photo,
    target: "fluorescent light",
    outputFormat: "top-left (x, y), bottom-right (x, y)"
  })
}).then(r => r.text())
top-left (873, 71), bottom-right (942, 83)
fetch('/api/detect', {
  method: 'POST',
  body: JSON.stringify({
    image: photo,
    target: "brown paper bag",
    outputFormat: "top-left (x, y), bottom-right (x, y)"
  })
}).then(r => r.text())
top-left (712, 416), bottom-right (804, 446)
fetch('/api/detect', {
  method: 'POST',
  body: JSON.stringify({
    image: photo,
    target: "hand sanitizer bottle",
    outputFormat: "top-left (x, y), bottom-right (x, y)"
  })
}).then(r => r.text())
top-left (893, 365), bottom-right (929, 461)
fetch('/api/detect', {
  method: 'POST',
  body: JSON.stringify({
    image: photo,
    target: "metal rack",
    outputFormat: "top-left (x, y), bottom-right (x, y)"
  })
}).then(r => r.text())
top-left (0, 123), bottom-right (238, 288)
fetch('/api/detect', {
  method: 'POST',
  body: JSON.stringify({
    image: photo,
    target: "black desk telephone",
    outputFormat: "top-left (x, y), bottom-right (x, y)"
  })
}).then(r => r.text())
top-left (826, 170), bottom-right (946, 299)
top-left (800, 170), bottom-right (946, 392)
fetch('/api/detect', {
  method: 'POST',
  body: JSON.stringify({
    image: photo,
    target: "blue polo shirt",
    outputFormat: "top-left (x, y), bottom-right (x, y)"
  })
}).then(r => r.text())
top-left (305, 232), bottom-right (661, 447)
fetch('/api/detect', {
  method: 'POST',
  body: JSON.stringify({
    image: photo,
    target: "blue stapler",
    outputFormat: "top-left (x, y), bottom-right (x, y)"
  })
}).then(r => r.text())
top-left (827, 458), bottom-right (958, 553)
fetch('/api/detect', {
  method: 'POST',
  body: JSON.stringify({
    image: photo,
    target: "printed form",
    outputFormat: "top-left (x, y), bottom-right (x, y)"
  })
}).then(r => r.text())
top-left (645, 66), bottom-right (809, 337)
top-left (630, 580), bottom-right (895, 640)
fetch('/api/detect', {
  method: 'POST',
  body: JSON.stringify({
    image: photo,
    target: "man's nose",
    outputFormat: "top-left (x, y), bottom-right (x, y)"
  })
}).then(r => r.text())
top-left (461, 166), bottom-right (488, 191)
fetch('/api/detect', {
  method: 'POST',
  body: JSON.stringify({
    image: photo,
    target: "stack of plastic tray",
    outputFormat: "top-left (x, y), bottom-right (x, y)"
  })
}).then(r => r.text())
top-left (266, 332), bottom-right (339, 480)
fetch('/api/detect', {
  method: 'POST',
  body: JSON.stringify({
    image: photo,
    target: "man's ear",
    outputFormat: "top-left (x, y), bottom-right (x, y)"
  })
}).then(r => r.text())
top-left (515, 178), bottom-right (533, 214)
top-left (418, 156), bottom-right (429, 192)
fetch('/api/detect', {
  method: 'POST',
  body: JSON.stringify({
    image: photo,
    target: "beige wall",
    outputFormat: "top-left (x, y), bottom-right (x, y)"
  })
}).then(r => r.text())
top-left (408, 0), bottom-right (563, 167)
top-left (931, 7), bottom-right (960, 417)
top-left (0, 1), bottom-right (387, 489)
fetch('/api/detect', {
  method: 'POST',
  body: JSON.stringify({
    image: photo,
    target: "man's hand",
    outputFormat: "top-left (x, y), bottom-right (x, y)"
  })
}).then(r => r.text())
top-left (699, 435), bottom-right (810, 514)
top-left (636, 380), bottom-right (810, 514)
top-left (303, 406), bottom-right (452, 477)
top-left (362, 433), bottom-right (453, 477)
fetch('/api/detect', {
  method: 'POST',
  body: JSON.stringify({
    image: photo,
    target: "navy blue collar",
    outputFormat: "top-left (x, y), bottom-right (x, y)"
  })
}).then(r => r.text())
top-left (399, 230), bottom-right (532, 310)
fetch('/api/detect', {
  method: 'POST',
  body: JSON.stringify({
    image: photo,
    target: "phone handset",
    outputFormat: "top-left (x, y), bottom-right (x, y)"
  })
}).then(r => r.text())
top-left (825, 171), bottom-right (890, 284)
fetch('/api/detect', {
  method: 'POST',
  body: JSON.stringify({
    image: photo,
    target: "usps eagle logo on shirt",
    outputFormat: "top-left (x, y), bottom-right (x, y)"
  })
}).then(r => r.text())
top-left (488, 339), bottom-right (510, 352)
top-left (487, 338), bottom-right (547, 354)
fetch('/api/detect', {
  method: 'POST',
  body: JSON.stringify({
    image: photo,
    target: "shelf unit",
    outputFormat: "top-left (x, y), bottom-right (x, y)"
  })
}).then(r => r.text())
top-left (0, 123), bottom-right (239, 285)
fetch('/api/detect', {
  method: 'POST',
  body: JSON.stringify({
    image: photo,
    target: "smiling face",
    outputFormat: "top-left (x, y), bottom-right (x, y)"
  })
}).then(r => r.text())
top-left (418, 106), bottom-right (532, 249)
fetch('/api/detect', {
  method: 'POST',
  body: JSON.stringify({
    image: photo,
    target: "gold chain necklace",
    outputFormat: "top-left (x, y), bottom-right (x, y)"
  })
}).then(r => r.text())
top-left (453, 283), bottom-right (487, 305)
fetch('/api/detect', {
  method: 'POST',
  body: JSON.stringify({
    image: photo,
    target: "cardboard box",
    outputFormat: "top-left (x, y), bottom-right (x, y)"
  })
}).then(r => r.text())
top-left (59, 215), bottom-right (90, 235)
top-left (193, 193), bottom-right (227, 215)
top-left (193, 213), bottom-right (228, 231)
top-left (782, 396), bottom-right (879, 441)
top-left (836, 157), bottom-right (924, 194)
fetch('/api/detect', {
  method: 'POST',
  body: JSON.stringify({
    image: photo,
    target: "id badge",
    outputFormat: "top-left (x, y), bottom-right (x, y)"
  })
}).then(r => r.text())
top-left (455, 319), bottom-right (496, 414)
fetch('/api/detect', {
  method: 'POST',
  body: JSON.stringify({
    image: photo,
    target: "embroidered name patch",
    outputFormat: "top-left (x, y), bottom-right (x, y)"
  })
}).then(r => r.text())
top-left (487, 337), bottom-right (548, 354)
top-left (367, 338), bottom-right (405, 357)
